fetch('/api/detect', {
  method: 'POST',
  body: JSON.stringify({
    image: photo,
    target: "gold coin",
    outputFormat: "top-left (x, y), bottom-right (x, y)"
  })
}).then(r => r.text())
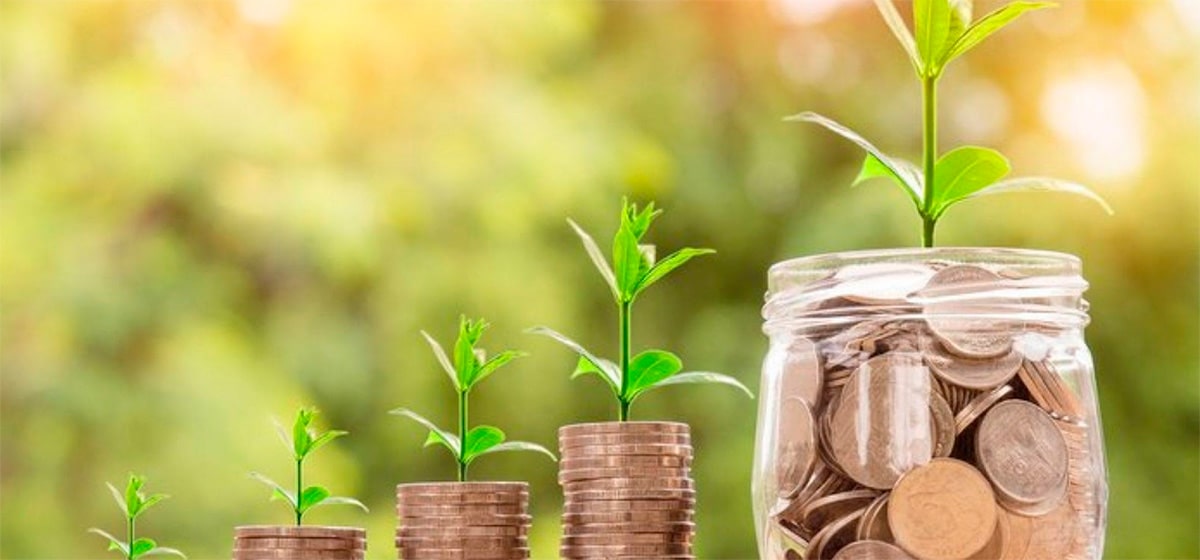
top-left (888, 458), bottom-right (997, 560)
top-left (832, 540), bottom-right (914, 560)
top-left (976, 400), bottom-right (1069, 516)
top-left (559, 422), bottom-right (689, 437)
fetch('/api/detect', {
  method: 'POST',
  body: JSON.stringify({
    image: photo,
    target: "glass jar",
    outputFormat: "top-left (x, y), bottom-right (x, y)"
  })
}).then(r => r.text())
top-left (752, 248), bottom-right (1107, 560)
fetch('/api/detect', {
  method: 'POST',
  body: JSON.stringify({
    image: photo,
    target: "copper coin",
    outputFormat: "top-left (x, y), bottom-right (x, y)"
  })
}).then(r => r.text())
top-left (396, 525), bottom-right (528, 537)
top-left (829, 353), bottom-right (934, 489)
top-left (563, 499), bottom-right (694, 514)
top-left (1021, 499), bottom-right (1078, 559)
top-left (562, 521), bottom-right (695, 535)
top-left (560, 455), bottom-right (691, 470)
top-left (919, 265), bottom-right (1013, 359)
top-left (559, 422), bottom-right (689, 437)
top-left (929, 390), bottom-right (956, 458)
top-left (559, 466), bottom-right (689, 483)
top-left (1018, 360), bottom-right (1085, 421)
top-left (832, 540), bottom-right (914, 560)
top-left (998, 508), bottom-right (1033, 559)
top-left (398, 514), bottom-right (531, 528)
top-left (966, 504), bottom-right (1009, 560)
top-left (397, 503), bottom-right (526, 517)
top-left (396, 482), bottom-right (527, 495)
top-left (234, 537), bottom-right (365, 550)
top-left (397, 548), bottom-right (528, 560)
top-left (561, 532), bottom-right (692, 546)
top-left (856, 492), bottom-right (894, 543)
top-left (921, 335), bottom-right (1022, 391)
top-left (806, 507), bottom-right (866, 560)
top-left (234, 526), bottom-right (365, 539)
top-left (889, 458), bottom-right (997, 560)
top-left (565, 488), bottom-right (696, 502)
top-left (398, 493), bottom-right (528, 506)
top-left (559, 443), bottom-right (693, 458)
top-left (954, 384), bottom-right (1014, 435)
top-left (562, 509), bottom-right (693, 524)
top-left (832, 262), bottom-right (935, 305)
top-left (976, 400), bottom-right (1069, 516)
top-left (559, 433), bottom-right (692, 448)
top-left (395, 535), bottom-right (525, 548)
top-left (776, 397), bottom-right (818, 499)
top-left (781, 337), bottom-right (824, 404)
top-left (558, 542), bottom-right (691, 556)
top-left (799, 489), bottom-right (879, 535)
top-left (561, 477), bottom-right (693, 492)
top-left (232, 550), bottom-right (362, 560)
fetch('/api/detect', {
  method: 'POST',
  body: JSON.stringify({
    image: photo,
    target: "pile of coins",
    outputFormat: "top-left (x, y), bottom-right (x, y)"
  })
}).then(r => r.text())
top-left (559, 422), bottom-right (696, 559)
top-left (764, 263), bottom-right (1102, 560)
top-left (395, 482), bottom-right (531, 559)
top-left (231, 526), bottom-right (366, 560)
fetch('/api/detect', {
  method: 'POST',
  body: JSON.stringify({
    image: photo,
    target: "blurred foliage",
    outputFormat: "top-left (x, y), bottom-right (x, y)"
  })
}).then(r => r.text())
top-left (1, 1), bottom-right (1197, 558)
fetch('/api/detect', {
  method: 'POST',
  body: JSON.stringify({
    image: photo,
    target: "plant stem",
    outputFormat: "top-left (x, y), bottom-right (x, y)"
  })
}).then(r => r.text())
top-left (921, 75), bottom-right (939, 248)
top-left (458, 388), bottom-right (469, 482)
top-left (618, 300), bottom-right (632, 422)
top-left (295, 458), bottom-right (303, 526)
top-left (127, 515), bottom-right (134, 560)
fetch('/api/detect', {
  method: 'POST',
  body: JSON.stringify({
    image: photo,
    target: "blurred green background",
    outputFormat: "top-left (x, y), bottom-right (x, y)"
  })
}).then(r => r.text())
top-left (1, 1), bottom-right (1197, 558)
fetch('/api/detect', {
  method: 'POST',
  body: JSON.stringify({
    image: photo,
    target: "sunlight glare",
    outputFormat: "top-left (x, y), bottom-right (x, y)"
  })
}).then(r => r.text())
top-left (1041, 63), bottom-right (1146, 183)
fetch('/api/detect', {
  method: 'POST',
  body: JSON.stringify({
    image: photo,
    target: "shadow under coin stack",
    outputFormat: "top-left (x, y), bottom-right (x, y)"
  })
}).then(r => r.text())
top-left (395, 482), bottom-right (531, 560)
top-left (232, 526), bottom-right (366, 560)
top-left (558, 422), bottom-right (696, 559)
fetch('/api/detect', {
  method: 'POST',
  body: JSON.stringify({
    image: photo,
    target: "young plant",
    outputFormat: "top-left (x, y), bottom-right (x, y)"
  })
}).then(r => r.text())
top-left (250, 407), bottom-right (368, 525)
top-left (788, 0), bottom-right (1112, 247)
top-left (88, 474), bottom-right (185, 560)
top-left (391, 317), bottom-right (556, 482)
top-left (529, 199), bottom-right (753, 421)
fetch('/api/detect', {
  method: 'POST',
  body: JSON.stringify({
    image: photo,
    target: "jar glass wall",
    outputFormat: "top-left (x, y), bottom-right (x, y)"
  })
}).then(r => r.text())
top-left (752, 248), bottom-right (1107, 560)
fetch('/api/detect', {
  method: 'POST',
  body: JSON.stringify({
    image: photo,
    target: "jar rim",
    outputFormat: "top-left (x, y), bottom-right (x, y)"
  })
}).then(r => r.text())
top-left (769, 247), bottom-right (1080, 285)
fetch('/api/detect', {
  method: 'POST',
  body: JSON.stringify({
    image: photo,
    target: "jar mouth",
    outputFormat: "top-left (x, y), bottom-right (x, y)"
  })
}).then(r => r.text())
top-left (764, 247), bottom-right (1089, 332)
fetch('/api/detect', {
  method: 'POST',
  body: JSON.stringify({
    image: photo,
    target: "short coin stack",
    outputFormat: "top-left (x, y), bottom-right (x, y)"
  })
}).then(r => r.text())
top-left (558, 422), bottom-right (696, 559)
top-left (232, 526), bottom-right (366, 560)
top-left (764, 263), bottom-right (1103, 559)
top-left (395, 482), bottom-right (530, 560)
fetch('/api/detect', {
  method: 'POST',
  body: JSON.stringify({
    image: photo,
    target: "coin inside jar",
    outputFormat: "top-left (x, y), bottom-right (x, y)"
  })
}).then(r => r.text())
top-left (833, 540), bottom-right (915, 560)
top-left (920, 334), bottom-right (1022, 391)
top-left (888, 458), bottom-right (998, 560)
top-left (919, 265), bottom-right (1014, 359)
top-left (975, 400), bottom-right (1069, 516)
top-left (829, 353), bottom-right (934, 489)
top-left (777, 396), bottom-right (818, 499)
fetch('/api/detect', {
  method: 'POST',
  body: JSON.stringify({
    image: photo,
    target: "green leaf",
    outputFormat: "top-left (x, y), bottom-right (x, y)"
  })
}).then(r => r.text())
top-left (87, 528), bottom-right (129, 556)
top-left (787, 112), bottom-right (924, 203)
top-left (124, 474), bottom-right (143, 518)
top-left (462, 425), bottom-right (506, 464)
top-left (297, 485), bottom-right (330, 514)
top-left (421, 330), bottom-right (461, 391)
top-left (472, 440), bottom-right (558, 462)
top-left (453, 317), bottom-right (488, 389)
top-left (962, 177), bottom-right (1113, 214)
top-left (389, 408), bottom-right (461, 459)
top-left (131, 538), bottom-right (156, 559)
top-left (632, 248), bottom-right (715, 298)
top-left (249, 472), bottom-right (298, 509)
top-left (914, 0), bottom-right (953, 74)
top-left (622, 198), bottom-right (661, 240)
top-left (273, 419), bottom-right (293, 455)
top-left (945, 0), bottom-right (973, 57)
top-left (136, 493), bottom-right (168, 518)
top-left (305, 430), bottom-right (347, 459)
top-left (635, 371), bottom-right (755, 400)
top-left (143, 547), bottom-right (187, 558)
top-left (624, 350), bottom-right (683, 400)
top-left (853, 154), bottom-right (924, 211)
top-left (468, 350), bottom-right (528, 390)
top-left (930, 146), bottom-right (1011, 217)
top-left (943, 2), bottom-right (1056, 65)
top-left (612, 224), bottom-right (643, 301)
top-left (572, 356), bottom-right (621, 399)
top-left (567, 218), bottom-right (619, 299)
top-left (311, 495), bottom-right (369, 513)
top-left (872, 0), bottom-right (921, 70)
top-left (527, 327), bottom-right (621, 395)
top-left (292, 408), bottom-right (315, 459)
top-left (105, 482), bottom-right (129, 517)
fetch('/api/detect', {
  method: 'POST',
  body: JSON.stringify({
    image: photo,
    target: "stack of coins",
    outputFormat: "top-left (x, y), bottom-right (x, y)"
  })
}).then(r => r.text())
top-left (395, 482), bottom-right (530, 560)
top-left (232, 526), bottom-right (366, 560)
top-left (558, 422), bottom-right (696, 559)
top-left (763, 263), bottom-right (1103, 560)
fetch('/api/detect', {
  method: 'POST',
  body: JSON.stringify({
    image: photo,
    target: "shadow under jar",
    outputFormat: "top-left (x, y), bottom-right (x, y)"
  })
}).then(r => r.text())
top-left (751, 248), bottom-right (1107, 560)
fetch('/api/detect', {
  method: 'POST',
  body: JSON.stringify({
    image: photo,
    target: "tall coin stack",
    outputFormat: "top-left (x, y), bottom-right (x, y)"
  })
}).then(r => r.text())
top-left (232, 526), bottom-right (366, 560)
top-left (558, 422), bottom-right (696, 559)
top-left (395, 482), bottom-right (531, 560)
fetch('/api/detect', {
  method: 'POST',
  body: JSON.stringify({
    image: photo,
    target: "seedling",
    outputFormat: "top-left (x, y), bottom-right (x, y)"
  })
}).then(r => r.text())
top-left (250, 407), bottom-right (368, 525)
top-left (391, 317), bottom-right (556, 481)
top-left (88, 474), bottom-right (185, 560)
top-left (789, 0), bottom-right (1112, 247)
top-left (529, 199), bottom-right (753, 421)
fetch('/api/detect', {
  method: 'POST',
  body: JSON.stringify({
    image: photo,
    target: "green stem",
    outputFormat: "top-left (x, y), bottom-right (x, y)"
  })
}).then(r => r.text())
top-left (458, 388), bottom-right (469, 482)
top-left (921, 75), bottom-right (939, 248)
top-left (127, 515), bottom-right (134, 560)
top-left (295, 459), bottom-right (302, 526)
top-left (618, 300), bottom-right (632, 422)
